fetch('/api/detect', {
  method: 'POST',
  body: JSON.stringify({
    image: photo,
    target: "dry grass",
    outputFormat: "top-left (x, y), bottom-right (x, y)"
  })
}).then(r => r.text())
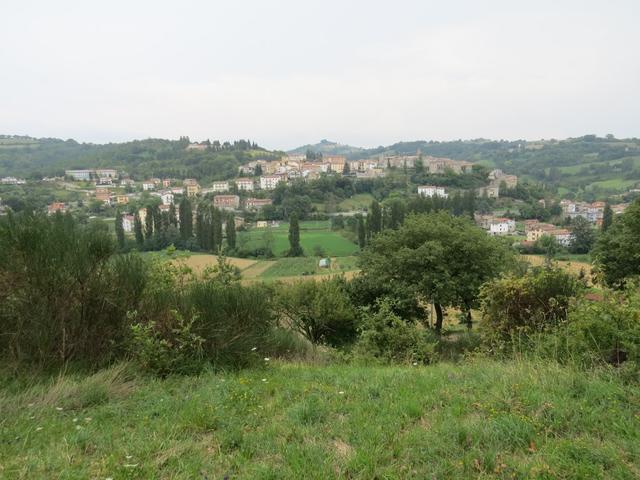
top-left (175, 254), bottom-right (257, 276)
top-left (522, 255), bottom-right (593, 284)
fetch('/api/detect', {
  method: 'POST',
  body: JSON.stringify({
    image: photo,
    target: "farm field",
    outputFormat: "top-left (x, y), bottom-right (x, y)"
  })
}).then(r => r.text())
top-left (338, 193), bottom-right (375, 211)
top-left (175, 254), bottom-right (360, 282)
top-left (2, 360), bottom-right (639, 479)
top-left (238, 220), bottom-right (359, 257)
top-left (522, 254), bottom-right (592, 283)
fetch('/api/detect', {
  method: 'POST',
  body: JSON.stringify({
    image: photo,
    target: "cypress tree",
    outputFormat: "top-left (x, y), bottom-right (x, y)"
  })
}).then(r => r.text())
top-left (602, 203), bottom-right (613, 232)
top-left (115, 209), bottom-right (125, 249)
top-left (212, 208), bottom-right (223, 251)
top-left (145, 206), bottom-right (154, 240)
top-left (226, 213), bottom-right (236, 250)
top-left (357, 215), bottom-right (366, 249)
top-left (134, 213), bottom-right (144, 247)
top-left (369, 200), bottom-right (382, 235)
top-left (179, 197), bottom-right (193, 241)
top-left (287, 213), bottom-right (304, 256)
top-left (168, 203), bottom-right (177, 226)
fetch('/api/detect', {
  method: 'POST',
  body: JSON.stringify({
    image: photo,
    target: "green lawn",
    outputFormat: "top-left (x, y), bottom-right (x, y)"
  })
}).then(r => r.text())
top-left (259, 256), bottom-right (359, 279)
top-left (338, 193), bottom-right (375, 211)
top-left (2, 359), bottom-right (639, 478)
top-left (239, 221), bottom-right (359, 257)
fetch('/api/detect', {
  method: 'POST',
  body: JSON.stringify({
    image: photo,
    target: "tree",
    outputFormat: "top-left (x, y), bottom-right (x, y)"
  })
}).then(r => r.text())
top-left (569, 216), bottom-right (595, 254)
top-left (145, 206), bottom-right (154, 240)
top-left (357, 215), bottom-right (366, 249)
top-left (387, 199), bottom-right (405, 229)
top-left (594, 199), bottom-right (640, 287)
top-left (343, 161), bottom-right (350, 175)
top-left (274, 278), bottom-right (357, 346)
top-left (115, 209), bottom-right (125, 249)
top-left (168, 203), bottom-right (177, 227)
top-left (226, 213), bottom-right (236, 250)
top-left (179, 197), bottom-right (193, 241)
top-left (134, 213), bottom-right (144, 247)
top-left (287, 213), bottom-right (304, 256)
top-left (212, 208), bottom-right (223, 252)
top-left (359, 212), bottom-right (510, 332)
top-left (369, 200), bottom-right (382, 235)
top-left (602, 203), bottom-right (613, 232)
top-left (254, 163), bottom-right (263, 176)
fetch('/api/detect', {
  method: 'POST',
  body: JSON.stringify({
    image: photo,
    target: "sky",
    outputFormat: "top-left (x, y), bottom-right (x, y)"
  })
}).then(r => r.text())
top-left (1, 0), bottom-right (639, 150)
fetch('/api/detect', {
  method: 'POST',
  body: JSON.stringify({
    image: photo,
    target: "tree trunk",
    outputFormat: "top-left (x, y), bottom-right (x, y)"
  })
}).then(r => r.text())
top-left (434, 303), bottom-right (443, 333)
top-left (465, 302), bottom-right (473, 330)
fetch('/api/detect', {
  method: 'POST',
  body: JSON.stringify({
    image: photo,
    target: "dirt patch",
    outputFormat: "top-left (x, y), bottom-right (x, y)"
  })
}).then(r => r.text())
top-left (332, 439), bottom-right (354, 460)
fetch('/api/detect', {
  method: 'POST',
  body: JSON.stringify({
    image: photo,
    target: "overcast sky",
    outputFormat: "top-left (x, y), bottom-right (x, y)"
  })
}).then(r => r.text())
top-left (1, 0), bottom-right (639, 150)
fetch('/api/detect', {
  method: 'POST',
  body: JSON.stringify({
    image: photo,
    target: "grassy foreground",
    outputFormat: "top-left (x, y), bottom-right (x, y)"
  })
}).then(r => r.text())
top-left (1, 360), bottom-right (639, 479)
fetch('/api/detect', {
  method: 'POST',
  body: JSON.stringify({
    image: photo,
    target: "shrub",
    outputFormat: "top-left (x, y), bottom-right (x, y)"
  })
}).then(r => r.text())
top-left (0, 212), bottom-right (148, 366)
top-left (562, 287), bottom-right (640, 370)
top-left (128, 310), bottom-right (205, 376)
top-left (274, 277), bottom-right (358, 347)
top-left (479, 266), bottom-right (583, 340)
top-left (352, 299), bottom-right (438, 364)
top-left (185, 281), bottom-right (275, 368)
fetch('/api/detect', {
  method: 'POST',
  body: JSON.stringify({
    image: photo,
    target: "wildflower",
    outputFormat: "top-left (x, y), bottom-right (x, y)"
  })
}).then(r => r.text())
top-left (263, 357), bottom-right (270, 362)
top-left (251, 347), bottom-right (257, 351)
top-left (261, 378), bottom-right (267, 382)
top-left (36, 426), bottom-right (43, 431)
top-left (338, 391), bottom-right (345, 395)
top-left (73, 418), bottom-right (78, 423)
top-left (55, 407), bottom-right (63, 411)
top-left (412, 362), bottom-right (418, 366)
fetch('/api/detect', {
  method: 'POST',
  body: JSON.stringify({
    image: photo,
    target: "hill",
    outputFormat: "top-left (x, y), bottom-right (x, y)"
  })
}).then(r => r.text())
top-left (0, 136), bottom-right (282, 181)
top-left (2, 359), bottom-right (638, 478)
top-left (288, 139), bottom-right (366, 157)
top-left (352, 136), bottom-right (640, 198)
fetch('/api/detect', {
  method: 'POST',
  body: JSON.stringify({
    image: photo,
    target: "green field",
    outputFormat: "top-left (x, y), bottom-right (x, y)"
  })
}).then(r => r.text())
top-left (338, 193), bottom-right (375, 211)
top-left (238, 221), bottom-right (359, 257)
top-left (259, 256), bottom-right (359, 279)
top-left (2, 359), bottom-right (638, 478)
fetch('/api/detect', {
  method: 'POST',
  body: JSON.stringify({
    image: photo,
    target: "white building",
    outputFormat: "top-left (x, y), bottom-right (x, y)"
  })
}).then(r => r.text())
top-left (417, 185), bottom-right (448, 198)
top-left (212, 181), bottom-right (230, 193)
top-left (159, 191), bottom-right (174, 205)
top-left (122, 214), bottom-right (135, 233)
top-left (260, 175), bottom-right (284, 190)
top-left (235, 178), bottom-right (255, 191)
top-left (142, 182), bottom-right (155, 191)
top-left (489, 218), bottom-right (516, 236)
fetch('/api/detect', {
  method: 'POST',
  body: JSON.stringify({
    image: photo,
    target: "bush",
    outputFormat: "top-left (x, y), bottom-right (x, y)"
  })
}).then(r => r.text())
top-left (479, 266), bottom-right (583, 340)
top-left (352, 299), bottom-right (438, 364)
top-left (562, 287), bottom-right (640, 370)
top-left (274, 277), bottom-right (358, 347)
top-left (0, 212), bottom-right (148, 366)
top-left (185, 280), bottom-right (275, 368)
top-left (128, 311), bottom-right (205, 376)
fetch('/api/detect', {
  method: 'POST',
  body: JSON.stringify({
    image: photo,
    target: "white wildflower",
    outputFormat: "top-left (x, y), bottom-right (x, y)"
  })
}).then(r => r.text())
top-left (263, 357), bottom-right (270, 362)
top-left (251, 347), bottom-right (257, 351)
top-left (338, 391), bottom-right (345, 395)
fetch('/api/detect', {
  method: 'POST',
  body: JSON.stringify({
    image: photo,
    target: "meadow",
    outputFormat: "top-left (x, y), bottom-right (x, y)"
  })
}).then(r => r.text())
top-left (2, 359), bottom-right (638, 479)
top-left (238, 220), bottom-right (359, 257)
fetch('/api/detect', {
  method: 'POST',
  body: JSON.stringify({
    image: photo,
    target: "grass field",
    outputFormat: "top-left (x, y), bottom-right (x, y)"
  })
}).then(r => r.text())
top-left (173, 253), bottom-right (360, 282)
top-left (338, 193), bottom-right (375, 211)
top-left (2, 359), bottom-right (638, 478)
top-left (522, 254), bottom-right (593, 283)
top-left (238, 221), bottom-right (359, 257)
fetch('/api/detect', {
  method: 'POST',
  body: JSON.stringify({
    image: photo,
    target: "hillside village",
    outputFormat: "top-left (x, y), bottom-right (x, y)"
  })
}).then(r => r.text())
top-left (1, 141), bottom-right (631, 250)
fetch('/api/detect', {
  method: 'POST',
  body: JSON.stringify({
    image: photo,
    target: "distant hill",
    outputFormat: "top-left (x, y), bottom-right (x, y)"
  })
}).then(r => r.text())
top-left (0, 136), bottom-right (283, 181)
top-left (288, 139), bottom-right (366, 157)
